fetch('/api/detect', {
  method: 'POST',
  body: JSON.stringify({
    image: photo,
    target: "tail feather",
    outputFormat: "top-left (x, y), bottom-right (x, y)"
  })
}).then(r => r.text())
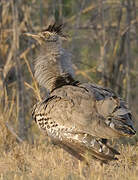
top-left (59, 133), bottom-right (119, 163)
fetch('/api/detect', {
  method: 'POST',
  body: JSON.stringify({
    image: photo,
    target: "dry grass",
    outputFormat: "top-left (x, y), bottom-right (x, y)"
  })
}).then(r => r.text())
top-left (0, 135), bottom-right (138, 180)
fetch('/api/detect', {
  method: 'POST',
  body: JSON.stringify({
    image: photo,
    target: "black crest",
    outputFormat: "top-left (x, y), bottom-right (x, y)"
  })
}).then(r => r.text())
top-left (42, 23), bottom-right (66, 38)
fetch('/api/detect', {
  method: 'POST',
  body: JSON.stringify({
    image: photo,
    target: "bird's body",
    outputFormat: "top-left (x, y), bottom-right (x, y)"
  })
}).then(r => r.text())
top-left (26, 24), bottom-right (136, 163)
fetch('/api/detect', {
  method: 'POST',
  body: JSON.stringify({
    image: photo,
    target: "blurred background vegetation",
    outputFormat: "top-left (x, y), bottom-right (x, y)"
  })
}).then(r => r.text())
top-left (0, 0), bottom-right (138, 179)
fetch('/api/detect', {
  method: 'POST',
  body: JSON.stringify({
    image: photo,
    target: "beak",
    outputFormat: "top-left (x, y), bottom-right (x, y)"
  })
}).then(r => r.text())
top-left (60, 34), bottom-right (70, 41)
top-left (23, 32), bottom-right (42, 44)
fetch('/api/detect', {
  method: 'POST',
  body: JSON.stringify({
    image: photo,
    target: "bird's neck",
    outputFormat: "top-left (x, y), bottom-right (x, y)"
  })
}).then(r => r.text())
top-left (40, 41), bottom-right (61, 55)
top-left (35, 41), bottom-right (75, 92)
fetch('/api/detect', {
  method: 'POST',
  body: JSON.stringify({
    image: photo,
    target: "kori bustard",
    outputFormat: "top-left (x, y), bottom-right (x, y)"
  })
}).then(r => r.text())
top-left (25, 24), bottom-right (136, 163)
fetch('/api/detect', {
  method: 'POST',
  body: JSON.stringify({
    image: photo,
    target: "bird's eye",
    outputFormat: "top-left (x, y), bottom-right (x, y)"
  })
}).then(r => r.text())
top-left (45, 34), bottom-right (50, 39)
top-left (43, 32), bottom-right (50, 39)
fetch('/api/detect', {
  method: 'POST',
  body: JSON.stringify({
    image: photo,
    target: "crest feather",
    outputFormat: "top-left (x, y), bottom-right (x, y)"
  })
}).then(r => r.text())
top-left (42, 23), bottom-right (66, 38)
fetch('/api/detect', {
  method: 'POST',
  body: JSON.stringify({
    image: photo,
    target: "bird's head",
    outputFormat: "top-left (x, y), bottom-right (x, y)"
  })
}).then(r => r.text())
top-left (24, 24), bottom-right (67, 45)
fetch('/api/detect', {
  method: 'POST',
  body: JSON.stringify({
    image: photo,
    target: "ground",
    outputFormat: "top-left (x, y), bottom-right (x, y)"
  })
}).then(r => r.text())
top-left (0, 135), bottom-right (137, 180)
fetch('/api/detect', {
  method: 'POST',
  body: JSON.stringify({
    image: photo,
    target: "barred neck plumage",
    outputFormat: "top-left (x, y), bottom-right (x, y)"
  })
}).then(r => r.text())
top-left (40, 41), bottom-right (61, 55)
top-left (34, 40), bottom-right (75, 92)
top-left (25, 24), bottom-right (75, 92)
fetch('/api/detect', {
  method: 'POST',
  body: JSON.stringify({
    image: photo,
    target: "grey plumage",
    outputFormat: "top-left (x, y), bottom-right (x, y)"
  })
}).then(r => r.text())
top-left (26, 24), bottom-right (74, 92)
top-left (27, 24), bottom-right (136, 163)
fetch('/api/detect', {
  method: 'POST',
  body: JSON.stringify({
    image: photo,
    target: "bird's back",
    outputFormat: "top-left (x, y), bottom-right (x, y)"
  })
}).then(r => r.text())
top-left (34, 84), bottom-right (135, 138)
